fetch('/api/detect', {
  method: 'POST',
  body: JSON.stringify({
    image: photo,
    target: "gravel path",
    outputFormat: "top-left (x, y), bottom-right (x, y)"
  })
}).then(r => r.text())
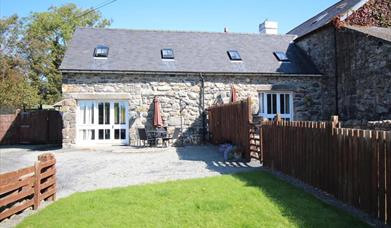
top-left (0, 144), bottom-right (261, 227)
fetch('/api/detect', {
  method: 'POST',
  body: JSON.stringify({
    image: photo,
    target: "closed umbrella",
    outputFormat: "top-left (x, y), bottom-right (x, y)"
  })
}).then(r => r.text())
top-left (153, 96), bottom-right (163, 128)
top-left (231, 85), bottom-right (238, 103)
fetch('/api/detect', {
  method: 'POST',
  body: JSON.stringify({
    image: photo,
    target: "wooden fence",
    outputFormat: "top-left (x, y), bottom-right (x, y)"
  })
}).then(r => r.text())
top-left (0, 153), bottom-right (56, 221)
top-left (260, 116), bottom-right (391, 224)
top-left (207, 98), bottom-right (252, 161)
top-left (0, 110), bottom-right (62, 145)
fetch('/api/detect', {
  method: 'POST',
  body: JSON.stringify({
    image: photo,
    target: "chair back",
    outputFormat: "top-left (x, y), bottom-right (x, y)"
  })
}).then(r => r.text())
top-left (172, 128), bottom-right (181, 139)
top-left (137, 128), bottom-right (148, 140)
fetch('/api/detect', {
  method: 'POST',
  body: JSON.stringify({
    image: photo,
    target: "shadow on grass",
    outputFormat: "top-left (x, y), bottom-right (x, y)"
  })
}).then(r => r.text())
top-left (231, 171), bottom-right (368, 227)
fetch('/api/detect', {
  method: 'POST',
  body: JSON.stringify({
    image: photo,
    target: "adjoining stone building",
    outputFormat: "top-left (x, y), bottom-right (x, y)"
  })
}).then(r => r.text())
top-left (289, 0), bottom-right (391, 121)
top-left (59, 28), bottom-right (323, 147)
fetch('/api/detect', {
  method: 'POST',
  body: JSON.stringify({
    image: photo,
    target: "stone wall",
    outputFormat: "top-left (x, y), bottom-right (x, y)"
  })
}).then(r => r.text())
top-left (61, 73), bottom-right (324, 147)
top-left (295, 25), bottom-right (337, 120)
top-left (296, 25), bottom-right (391, 121)
top-left (336, 27), bottom-right (391, 121)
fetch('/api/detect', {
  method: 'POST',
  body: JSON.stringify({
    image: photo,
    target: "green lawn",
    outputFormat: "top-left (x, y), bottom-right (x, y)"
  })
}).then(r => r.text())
top-left (18, 171), bottom-right (368, 228)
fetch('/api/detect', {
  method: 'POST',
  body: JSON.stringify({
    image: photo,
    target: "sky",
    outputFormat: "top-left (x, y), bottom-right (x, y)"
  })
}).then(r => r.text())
top-left (0, 0), bottom-right (339, 34)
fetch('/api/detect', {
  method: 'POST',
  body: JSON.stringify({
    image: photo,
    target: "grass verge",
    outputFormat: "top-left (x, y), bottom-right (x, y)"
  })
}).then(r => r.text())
top-left (18, 171), bottom-right (368, 227)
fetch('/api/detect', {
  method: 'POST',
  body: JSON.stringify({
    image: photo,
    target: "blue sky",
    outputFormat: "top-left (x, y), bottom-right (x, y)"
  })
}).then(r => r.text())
top-left (0, 0), bottom-right (338, 34)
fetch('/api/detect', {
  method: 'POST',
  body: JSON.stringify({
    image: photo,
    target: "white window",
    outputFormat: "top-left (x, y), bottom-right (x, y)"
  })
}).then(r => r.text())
top-left (258, 92), bottom-right (293, 121)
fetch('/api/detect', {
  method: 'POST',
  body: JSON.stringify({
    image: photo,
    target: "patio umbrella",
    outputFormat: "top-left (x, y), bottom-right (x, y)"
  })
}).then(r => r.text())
top-left (153, 96), bottom-right (163, 128)
top-left (230, 85), bottom-right (238, 103)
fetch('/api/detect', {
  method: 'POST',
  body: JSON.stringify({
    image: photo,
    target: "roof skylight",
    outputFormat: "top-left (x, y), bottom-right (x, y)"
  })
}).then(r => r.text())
top-left (227, 50), bottom-right (242, 61)
top-left (312, 13), bottom-right (328, 24)
top-left (161, 48), bottom-right (174, 59)
top-left (94, 45), bottom-right (109, 58)
top-left (273, 51), bottom-right (289, 62)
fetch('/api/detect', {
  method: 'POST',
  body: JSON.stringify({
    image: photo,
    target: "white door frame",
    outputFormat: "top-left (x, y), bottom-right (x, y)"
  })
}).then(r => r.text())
top-left (258, 91), bottom-right (294, 121)
top-left (76, 100), bottom-right (129, 145)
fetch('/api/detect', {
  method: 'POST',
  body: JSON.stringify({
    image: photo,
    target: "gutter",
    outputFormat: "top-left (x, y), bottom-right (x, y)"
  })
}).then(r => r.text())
top-left (333, 27), bottom-right (339, 116)
top-left (199, 73), bottom-right (206, 143)
top-left (60, 69), bottom-right (323, 78)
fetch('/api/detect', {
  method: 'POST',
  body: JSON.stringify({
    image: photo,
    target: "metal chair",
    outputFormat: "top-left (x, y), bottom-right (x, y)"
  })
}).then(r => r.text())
top-left (137, 128), bottom-right (148, 146)
top-left (163, 128), bottom-right (181, 147)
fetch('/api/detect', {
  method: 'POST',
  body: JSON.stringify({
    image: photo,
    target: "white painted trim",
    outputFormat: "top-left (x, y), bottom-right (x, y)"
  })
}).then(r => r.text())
top-left (76, 100), bottom-right (129, 145)
top-left (258, 91), bottom-right (294, 121)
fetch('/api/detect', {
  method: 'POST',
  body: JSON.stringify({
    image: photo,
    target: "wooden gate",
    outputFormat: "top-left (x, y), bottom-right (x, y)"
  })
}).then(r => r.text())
top-left (0, 110), bottom-right (62, 145)
top-left (207, 98), bottom-right (252, 161)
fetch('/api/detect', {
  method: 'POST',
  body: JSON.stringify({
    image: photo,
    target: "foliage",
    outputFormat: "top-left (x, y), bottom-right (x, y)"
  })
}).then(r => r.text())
top-left (345, 0), bottom-right (391, 27)
top-left (18, 171), bottom-right (368, 227)
top-left (0, 15), bottom-right (39, 109)
top-left (0, 4), bottom-right (111, 108)
top-left (23, 3), bottom-right (111, 104)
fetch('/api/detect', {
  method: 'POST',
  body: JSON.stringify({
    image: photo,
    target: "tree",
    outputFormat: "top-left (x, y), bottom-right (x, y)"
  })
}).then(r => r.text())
top-left (23, 4), bottom-right (111, 104)
top-left (0, 15), bottom-right (39, 109)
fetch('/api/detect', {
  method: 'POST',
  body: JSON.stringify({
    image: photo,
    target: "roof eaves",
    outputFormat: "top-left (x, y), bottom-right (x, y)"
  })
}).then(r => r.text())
top-left (60, 69), bottom-right (323, 77)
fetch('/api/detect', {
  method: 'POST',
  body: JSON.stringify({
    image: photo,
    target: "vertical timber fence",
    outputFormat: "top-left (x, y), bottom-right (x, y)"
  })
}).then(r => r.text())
top-left (207, 98), bottom-right (252, 161)
top-left (0, 153), bottom-right (56, 221)
top-left (260, 116), bottom-right (391, 224)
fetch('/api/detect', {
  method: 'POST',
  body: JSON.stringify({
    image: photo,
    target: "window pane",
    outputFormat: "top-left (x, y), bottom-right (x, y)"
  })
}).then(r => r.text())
top-left (280, 94), bottom-right (285, 114)
top-left (90, 130), bottom-right (95, 140)
top-left (259, 93), bottom-right (264, 114)
top-left (267, 94), bottom-right (271, 114)
top-left (272, 94), bottom-right (277, 114)
top-left (98, 103), bottom-right (104, 124)
top-left (114, 103), bottom-right (119, 124)
top-left (105, 102), bottom-right (110, 124)
top-left (105, 129), bottom-right (110, 140)
top-left (99, 129), bottom-right (104, 139)
top-left (114, 129), bottom-right (119, 139)
top-left (121, 129), bottom-right (126, 139)
top-left (120, 103), bottom-right (126, 124)
top-left (83, 105), bottom-right (86, 124)
top-left (90, 103), bottom-right (94, 124)
top-left (286, 94), bottom-right (290, 114)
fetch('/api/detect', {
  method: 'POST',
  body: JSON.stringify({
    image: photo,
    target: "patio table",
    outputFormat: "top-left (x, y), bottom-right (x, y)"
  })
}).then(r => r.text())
top-left (147, 128), bottom-right (168, 146)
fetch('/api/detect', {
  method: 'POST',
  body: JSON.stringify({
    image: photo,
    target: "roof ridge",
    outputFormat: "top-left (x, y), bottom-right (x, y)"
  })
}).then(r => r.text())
top-left (76, 27), bottom-right (297, 37)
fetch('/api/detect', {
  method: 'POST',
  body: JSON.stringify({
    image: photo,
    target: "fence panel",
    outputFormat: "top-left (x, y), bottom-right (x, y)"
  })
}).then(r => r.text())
top-left (0, 153), bottom-right (56, 221)
top-left (0, 110), bottom-right (62, 145)
top-left (260, 116), bottom-right (390, 225)
top-left (208, 98), bottom-right (252, 161)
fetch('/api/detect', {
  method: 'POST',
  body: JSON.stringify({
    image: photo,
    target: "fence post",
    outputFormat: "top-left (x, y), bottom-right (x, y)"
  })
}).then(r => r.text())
top-left (33, 161), bottom-right (40, 210)
top-left (331, 115), bottom-right (339, 129)
top-left (274, 113), bottom-right (282, 125)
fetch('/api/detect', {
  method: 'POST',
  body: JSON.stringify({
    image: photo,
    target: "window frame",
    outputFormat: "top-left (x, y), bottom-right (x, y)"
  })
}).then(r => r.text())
top-left (161, 48), bottom-right (175, 60)
top-left (93, 45), bottom-right (109, 58)
top-left (258, 91), bottom-right (294, 121)
top-left (273, 51), bottom-right (289, 62)
top-left (227, 50), bottom-right (242, 61)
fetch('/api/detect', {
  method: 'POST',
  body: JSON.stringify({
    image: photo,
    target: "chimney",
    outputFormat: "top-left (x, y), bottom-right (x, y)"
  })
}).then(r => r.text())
top-left (224, 27), bottom-right (229, 33)
top-left (259, 20), bottom-right (278, 35)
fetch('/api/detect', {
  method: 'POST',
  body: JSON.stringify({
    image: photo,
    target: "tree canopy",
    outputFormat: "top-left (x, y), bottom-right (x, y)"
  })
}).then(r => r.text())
top-left (0, 3), bottom-right (111, 109)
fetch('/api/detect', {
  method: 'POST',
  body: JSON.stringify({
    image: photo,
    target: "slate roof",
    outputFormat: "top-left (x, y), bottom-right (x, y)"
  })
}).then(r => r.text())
top-left (348, 25), bottom-right (391, 42)
top-left (288, 0), bottom-right (368, 38)
top-left (59, 28), bottom-right (319, 75)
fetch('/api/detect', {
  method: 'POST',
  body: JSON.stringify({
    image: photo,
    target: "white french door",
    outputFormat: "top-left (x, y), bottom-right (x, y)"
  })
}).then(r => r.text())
top-left (77, 100), bottom-right (128, 145)
top-left (258, 92), bottom-right (293, 121)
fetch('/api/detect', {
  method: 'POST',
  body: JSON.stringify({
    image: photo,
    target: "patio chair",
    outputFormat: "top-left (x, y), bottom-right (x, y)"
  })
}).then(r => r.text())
top-left (137, 128), bottom-right (148, 146)
top-left (163, 127), bottom-right (181, 147)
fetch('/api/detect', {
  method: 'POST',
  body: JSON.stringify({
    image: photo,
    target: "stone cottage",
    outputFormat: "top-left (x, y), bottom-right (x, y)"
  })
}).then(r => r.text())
top-left (59, 28), bottom-right (323, 147)
top-left (59, 0), bottom-right (390, 147)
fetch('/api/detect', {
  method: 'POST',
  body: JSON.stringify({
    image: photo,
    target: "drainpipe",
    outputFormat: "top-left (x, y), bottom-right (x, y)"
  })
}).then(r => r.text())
top-left (333, 27), bottom-right (339, 116)
top-left (199, 73), bottom-right (206, 143)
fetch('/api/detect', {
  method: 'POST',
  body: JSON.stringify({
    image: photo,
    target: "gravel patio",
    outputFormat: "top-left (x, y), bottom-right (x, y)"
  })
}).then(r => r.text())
top-left (0, 144), bottom-right (260, 227)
